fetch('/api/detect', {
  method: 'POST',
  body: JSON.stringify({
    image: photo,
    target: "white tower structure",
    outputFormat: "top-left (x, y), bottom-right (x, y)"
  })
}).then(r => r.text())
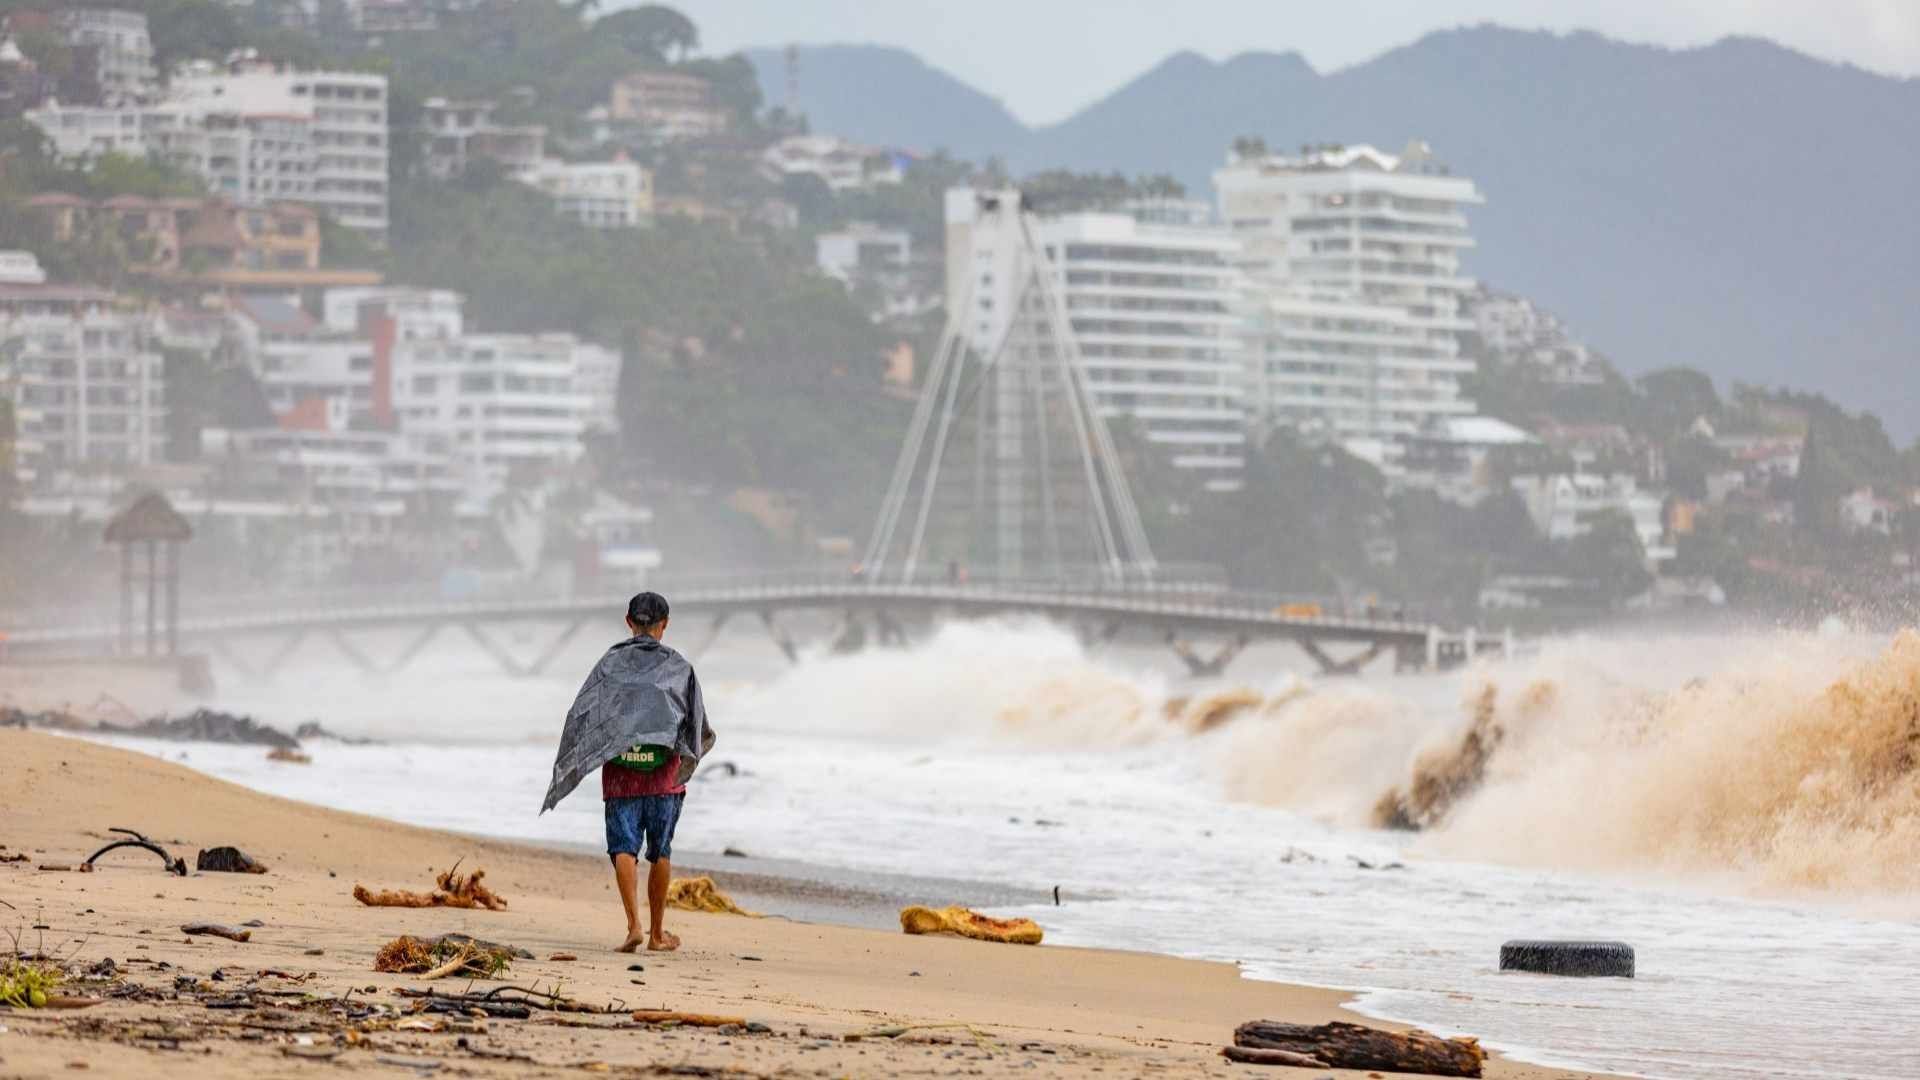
top-left (865, 190), bottom-right (1157, 583)
top-left (1216, 142), bottom-right (1483, 456)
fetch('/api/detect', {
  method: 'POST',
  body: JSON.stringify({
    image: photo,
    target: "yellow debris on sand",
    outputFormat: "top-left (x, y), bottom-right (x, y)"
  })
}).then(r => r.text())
top-left (900, 905), bottom-right (1043, 945)
top-left (666, 875), bottom-right (757, 916)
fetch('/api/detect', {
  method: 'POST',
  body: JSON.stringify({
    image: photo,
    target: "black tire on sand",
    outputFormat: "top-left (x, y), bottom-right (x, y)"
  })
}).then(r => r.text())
top-left (1499, 939), bottom-right (1635, 978)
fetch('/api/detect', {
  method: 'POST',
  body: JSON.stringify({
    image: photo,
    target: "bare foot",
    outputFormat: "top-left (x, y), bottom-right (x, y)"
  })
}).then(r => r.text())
top-left (615, 931), bottom-right (645, 953)
top-left (646, 930), bottom-right (681, 952)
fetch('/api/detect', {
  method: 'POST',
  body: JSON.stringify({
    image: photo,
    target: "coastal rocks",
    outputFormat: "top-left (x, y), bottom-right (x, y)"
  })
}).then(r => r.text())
top-left (899, 905), bottom-right (1042, 945)
top-left (291, 721), bottom-right (376, 745)
top-left (99, 708), bottom-right (301, 750)
top-left (1499, 939), bottom-right (1635, 978)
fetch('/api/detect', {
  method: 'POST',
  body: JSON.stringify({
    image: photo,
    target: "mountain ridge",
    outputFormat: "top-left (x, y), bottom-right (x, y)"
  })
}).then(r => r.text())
top-left (746, 26), bottom-right (1920, 434)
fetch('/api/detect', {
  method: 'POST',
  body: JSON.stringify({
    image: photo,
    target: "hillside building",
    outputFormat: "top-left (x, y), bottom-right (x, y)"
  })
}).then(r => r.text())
top-left (606, 70), bottom-right (729, 140)
top-left (1215, 142), bottom-right (1483, 458)
top-left (0, 284), bottom-right (167, 483)
top-left (26, 63), bottom-right (391, 237)
top-left (945, 188), bottom-right (1246, 491)
top-left (761, 134), bottom-right (904, 193)
top-left (169, 64), bottom-right (390, 236)
top-left (514, 157), bottom-right (652, 228)
top-left (52, 8), bottom-right (157, 104)
top-left (390, 332), bottom-right (598, 495)
top-left (419, 97), bottom-right (545, 179)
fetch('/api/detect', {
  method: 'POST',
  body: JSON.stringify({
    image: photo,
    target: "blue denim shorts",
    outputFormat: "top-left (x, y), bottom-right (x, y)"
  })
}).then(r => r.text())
top-left (605, 793), bottom-right (683, 863)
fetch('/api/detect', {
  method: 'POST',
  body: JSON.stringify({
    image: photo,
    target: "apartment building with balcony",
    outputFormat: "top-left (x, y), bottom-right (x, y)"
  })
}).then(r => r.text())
top-left (322, 286), bottom-right (465, 341)
top-left (1215, 142), bottom-right (1483, 457)
top-left (28, 64), bottom-right (390, 237)
top-left (52, 8), bottom-right (157, 104)
top-left (760, 134), bottom-right (903, 193)
top-left (605, 69), bottom-right (730, 140)
top-left (0, 284), bottom-right (166, 483)
top-left (1511, 471), bottom-right (1675, 567)
top-left (202, 425), bottom-right (461, 507)
top-left (170, 64), bottom-right (389, 236)
top-left (229, 293), bottom-right (377, 425)
top-left (946, 188), bottom-right (1247, 491)
top-left (514, 157), bottom-right (651, 228)
top-left (419, 97), bottom-right (546, 179)
top-left (390, 332), bottom-right (598, 494)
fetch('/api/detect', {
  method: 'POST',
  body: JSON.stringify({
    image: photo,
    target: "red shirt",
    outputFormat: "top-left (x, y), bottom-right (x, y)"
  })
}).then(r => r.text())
top-left (602, 754), bottom-right (685, 799)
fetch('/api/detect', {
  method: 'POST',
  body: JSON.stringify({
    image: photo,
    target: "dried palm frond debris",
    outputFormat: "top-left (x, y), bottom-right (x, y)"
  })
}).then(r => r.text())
top-left (354, 860), bottom-right (506, 911)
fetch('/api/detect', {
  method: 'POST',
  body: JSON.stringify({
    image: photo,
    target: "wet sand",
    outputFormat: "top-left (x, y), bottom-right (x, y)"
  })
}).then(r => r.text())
top-left (0, 730), bottom-right (1613, 1078)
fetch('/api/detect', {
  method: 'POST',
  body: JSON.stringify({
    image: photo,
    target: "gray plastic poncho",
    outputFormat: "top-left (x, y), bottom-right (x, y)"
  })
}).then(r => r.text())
top-left (540, 636), bottom-right (715, 813)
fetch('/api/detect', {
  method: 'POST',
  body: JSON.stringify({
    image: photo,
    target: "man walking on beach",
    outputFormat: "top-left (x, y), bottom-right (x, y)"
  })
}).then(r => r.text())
top-left (541, 591), bottom-right (715, 953)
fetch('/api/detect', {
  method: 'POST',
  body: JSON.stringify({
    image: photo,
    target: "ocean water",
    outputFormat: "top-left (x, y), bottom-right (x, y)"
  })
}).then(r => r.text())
top-left (84, 617), bottom-right (1920, 1079)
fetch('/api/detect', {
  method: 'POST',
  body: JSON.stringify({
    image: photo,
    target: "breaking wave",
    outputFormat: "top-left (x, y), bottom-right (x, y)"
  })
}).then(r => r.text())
top-left (807, 618), bottom-right (1920, 897)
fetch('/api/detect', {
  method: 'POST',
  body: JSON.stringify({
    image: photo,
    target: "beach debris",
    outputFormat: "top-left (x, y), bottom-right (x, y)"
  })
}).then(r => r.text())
top-left (1499, 939), bottom-right (1635, 978)
top-left (847, 1022), bottom-right (1002, 1050)
top-left (547, 953), bottom-right (578, 962)
top-left (666, 876), bottom-right (755, 916)
top-left (354, 862), bottom-right (507, 911)
top-left (82, 828), bottom-right (188, 876)
top-left (180, 923), bottom-right (251, 943)
top-left (430, 933), bottom-right (532, 960)
top-left (0, 957), bottom-right (62, 1008)
top-left (721, 846), bottom-right (750, 857)
top-left (265, 747), bottom-right (311, 765)
top-left (1230, 1020), bottom-right (1485, 1077)
top-left (1, 850), bottom-right (28, 864)
top-left (632, 1009), bottom-right (746, 1027)
top-left (195, 847), bottom-right (268, 874)
top-left (455, 1036), bottom-right (537, 1063)
top-left (899, 905), bottom-right (1042, 945)
top-left (374, 936), bottom-right (513, 979)
top-left (399, 984), bottom-right (602, 1016)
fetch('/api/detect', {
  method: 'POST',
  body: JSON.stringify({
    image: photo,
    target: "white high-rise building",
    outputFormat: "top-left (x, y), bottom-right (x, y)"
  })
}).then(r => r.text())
top-left (1215, 142), bottom-right (1483, 454)
top-left (945, 189), bottom-right (1246, 490)
top-left (0, 286), bottom-right (167, 482)
top-left (27, 65), bottom-right (390, 237)
top-left (170, 65), bottom-right (389, 236)
top-left (390, 332), bottom-right (597, 494)
top-left (55, 8), bottom-right (158, 104)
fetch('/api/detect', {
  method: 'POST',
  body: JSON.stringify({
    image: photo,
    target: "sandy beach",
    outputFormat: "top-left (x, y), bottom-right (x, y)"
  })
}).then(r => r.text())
top-left (0, 729), bottom-right (1613, 1079)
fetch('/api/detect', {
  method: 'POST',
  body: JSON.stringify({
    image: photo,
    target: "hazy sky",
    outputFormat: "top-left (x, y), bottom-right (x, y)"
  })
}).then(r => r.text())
top-left (666, 1), bottom-right (1920, 124)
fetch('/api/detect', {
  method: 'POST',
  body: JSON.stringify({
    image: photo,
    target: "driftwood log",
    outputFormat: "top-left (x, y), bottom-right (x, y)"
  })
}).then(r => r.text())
top-left (1221, 1046), bottom-right (1327, 1067)
top-left (1233, 1020), bottom-right (1485, 1077)
top-left (84, 828), bottom-right (188, 876)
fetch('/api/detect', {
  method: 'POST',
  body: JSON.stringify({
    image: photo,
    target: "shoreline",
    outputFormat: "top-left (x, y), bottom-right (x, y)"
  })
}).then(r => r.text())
top-left (1, 728), bottom-right (1619, 1078)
